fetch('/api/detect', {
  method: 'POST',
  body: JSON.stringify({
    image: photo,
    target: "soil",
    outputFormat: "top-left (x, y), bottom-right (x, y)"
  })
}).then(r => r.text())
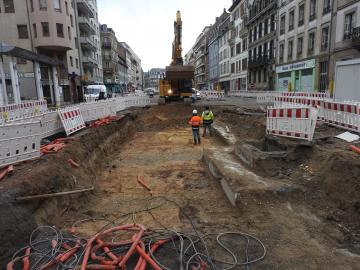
top-left (0, 103), bottom-right (359, 269)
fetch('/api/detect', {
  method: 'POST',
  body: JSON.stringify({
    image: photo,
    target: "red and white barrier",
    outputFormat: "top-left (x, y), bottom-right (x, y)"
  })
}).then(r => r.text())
top-left (267, 106), bottom-right (318, 141)
top-left (201, 91), bottom-right (225, 101)
top-left (322, 101), bottom-right (360, 133)
top-left (0, 100), bottom-right (47, 123)
top-left (58, 107), bottom-right (86, 136)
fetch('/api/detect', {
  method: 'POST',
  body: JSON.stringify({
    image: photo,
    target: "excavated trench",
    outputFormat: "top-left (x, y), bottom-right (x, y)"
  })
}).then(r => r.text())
top-left (1, 104), bottom-right (359, 269)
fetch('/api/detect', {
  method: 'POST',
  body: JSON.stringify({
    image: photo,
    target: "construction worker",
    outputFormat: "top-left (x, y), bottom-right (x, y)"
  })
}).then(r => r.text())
top-left (188, 109), bottom-right (202, 145)
top-left (202, 106), bottom-right (214, 137)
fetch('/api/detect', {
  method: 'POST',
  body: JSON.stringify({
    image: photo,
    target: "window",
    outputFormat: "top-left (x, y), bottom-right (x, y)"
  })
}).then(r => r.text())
top-left (254, 26), bottom-right (257, 41)
top-left (236, 43), bottom-right (241, 54)
top-left (39, 0), bottom-right (47, 11)
top-left (323, 0), bottom-right (330, 14)
top-left (242, 58), bottom-right (247, 71)
top-left (33, 23), bottom-right (37, 38)
top-left (270, 40), bottom-right (274, 58)
top-left (321, 26), bottom-right (329, 51)
top-left (297, 37), bottom-right (303, 57)
top-left (259, 23), bottom-right (262, 38)
top-left (75, 37), bottom-right (78, 48)
top-left (319, 61), bottom-right (328, 90)
top-left (41, 22), bottom-right (50, 36)
top-left (263, 69), bottom-right (267, 82)
top-left (271, 15), bottom-right (275, 31)
top-left (264, 19), bottom-right (268, 35)
top-left (56, 23), bottom-right (64, 37)
top-left (4, 0), bottom-right (15, 13)
top-left (242, 38), bottom-right (247, 51)
top-left (65, 1), bottom-right (68, 15)
top-left (68, 26), bottom-right (71, 40)
top-left (298, 4), bottom-right (304, 26)
top-left (70, 15), bottom-right (74, 27)
top-left (280, 15), bottom-right (285, 35)
top-left (53, 0), bottom-right (61, 12)
top-left (17, 25), bottom-right (29, 39)
top-left (310, 0), bottom-right (316, 21)
top-left (263, 43), bottom-right (268, 56)
top-left (279, 43), bottom-right (284, 62)
top-left (344, 12), bottom-right (355, 39)
top-left (258, 70), bottom-right (261, 83)
top-left (70, 56), bottom-right (73, 67)
top-left (288, 40), bottom-right (293, 58)
top-left (231, 63), bottom-right (235, 73)
top-left (289, 9), bottom-right (294, 31)
top-left (249, 29), bottom-right (252, 43)
top-left (231, 46), bottom-right (234, 57)
top-left (76, 58), bottom-right (79, 69)
top-left (308, 32), bottom-right (315, 54)
top-left (30, 0), bottom-right (34, 12)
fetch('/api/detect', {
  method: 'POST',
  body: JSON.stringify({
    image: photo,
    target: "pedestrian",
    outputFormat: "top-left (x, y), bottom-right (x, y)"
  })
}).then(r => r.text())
top-left (202, 106), bottom-right (214, 137)
top-left (188, 109), bottom-right (202, 145)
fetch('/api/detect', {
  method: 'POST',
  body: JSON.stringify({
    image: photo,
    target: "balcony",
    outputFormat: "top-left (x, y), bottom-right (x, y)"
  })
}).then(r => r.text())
top-left (352, 27), bottom-right (360, 49)
top-left (248, 55), bottom-right (274, 68)
top-left (77, 0), bottom-right (95, 18)
top-left (80, 36), bottom-right (97, 51)
top-left (78, 16), bottom-right (96, 35)
top-left (82, 56), bottom-right (97, 66)
top-left (309, 13), bottom-right (316, 21)
top-left (248, 0), bottom-right (276, 24)
top-left (102, 42), bottom-right (112, 49)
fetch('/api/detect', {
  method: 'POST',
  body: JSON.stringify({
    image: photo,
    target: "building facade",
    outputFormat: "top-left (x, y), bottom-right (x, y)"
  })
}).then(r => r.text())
top-left (218, 13), bottom-right (231, 92)
top-left (229, 0), bottom-right (248, 91)
top-left (0, 0), bottom-right (82, 104)
top-left (247, 0), bottom-right (277, 90)
top-left (208, 10), bottom-right (230, 90)
top-left (117, 42), bottom-right (128, 92)
top-left (276, 0), bottom-right (332, 92)
top-left (145, 68), bottom-right (165, 90)
top-left (193, 26), bottom-right (211, 90)
top-left (100, 24), bottom-right (120, 92)
top-left (329, 0), bottom-right (360, 91)
top-left (75, 0), bottom-right (103, 87)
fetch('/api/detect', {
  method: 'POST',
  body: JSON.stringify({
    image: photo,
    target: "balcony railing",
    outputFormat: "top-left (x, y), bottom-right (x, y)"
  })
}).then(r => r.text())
top-left (321, 43), bottom-right (328, 51)
top-left (298, 19), bottom-right (304, 27)
top-left (248, 55), bottom-right (274, 68)
top-left (309, 13), bottom-right (316, 21)
top-left (351, 27), bottom-right (360, 49)
top-left (102, 42), bottom-right (112, 49)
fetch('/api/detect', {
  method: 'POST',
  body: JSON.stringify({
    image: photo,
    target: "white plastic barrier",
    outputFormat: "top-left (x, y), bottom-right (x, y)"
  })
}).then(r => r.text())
top-left (322, 101), bottom-right (360, 133)
top-left (79, 99), bottom-right (117, 122)
top-left (0, 100), bottom-right (47, 123)
top-left (58, 107), bottom-right (86, 136)
top-left (267, 106), bottom-right (318, 141)
top-left (0, 121), bottom-right (41, 167)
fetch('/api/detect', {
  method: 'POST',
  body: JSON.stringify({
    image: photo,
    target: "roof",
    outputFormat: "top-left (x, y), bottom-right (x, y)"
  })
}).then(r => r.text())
top-left (0, 43), bottom-right (58, 65)
top-left (229, 0), bottom-right (241, 12)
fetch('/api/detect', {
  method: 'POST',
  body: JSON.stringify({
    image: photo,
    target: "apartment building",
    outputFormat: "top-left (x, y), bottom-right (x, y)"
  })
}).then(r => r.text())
top-left (100, 24), bottom-right (120, 93)
top-left (0, 0), bottom-right (81, 104)
top-left (117, 42), bottom-right (128, 92)
top-left (218, 14), bottom-right (232, 92)
top-left (193, 26), bottom-right (211, 90)
top-left (276, 0), bottom-right (332, 92)
top-left (75, 0), bottom-right (103, 86)
top-left (145, 68), bottom-right (165, 90)
top-left (208, 10), bottom-right (230, 90)
top-left (329, 0), bottom-right (360, 88)
top-left (229, 0), bottom-right (248, 91)
top-left (247, 0), bottom-right (277, 90)
top-left (119, 42), bottom-right (142, 90)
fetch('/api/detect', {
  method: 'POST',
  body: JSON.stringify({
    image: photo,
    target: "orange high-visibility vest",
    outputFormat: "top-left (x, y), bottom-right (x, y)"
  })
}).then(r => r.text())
top-left (189, 116), bottom-right (202, 127)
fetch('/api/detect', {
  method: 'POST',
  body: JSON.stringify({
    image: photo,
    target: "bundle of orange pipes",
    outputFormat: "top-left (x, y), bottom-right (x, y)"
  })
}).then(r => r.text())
top-left (40, 137), bottom-right (74, 156)
top-left (89, 115), bottom-right (121, 128)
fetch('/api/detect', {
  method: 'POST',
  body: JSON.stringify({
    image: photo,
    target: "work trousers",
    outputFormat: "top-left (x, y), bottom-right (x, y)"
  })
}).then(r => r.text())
top-left (203, 123), bottom-right (213, 137)
top-left (192, 128), bottom-right (201, 144)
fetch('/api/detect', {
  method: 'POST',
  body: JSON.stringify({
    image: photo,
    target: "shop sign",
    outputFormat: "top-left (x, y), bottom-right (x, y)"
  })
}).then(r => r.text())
top-left (276, 59), bottom-right (315, 73)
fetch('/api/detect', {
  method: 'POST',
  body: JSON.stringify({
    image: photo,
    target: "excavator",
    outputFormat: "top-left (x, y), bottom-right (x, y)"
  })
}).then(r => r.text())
top-left (159, 11), bottom-right (194, 104)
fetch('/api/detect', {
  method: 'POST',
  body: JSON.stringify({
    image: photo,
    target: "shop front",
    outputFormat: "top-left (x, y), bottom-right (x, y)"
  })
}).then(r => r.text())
top-left (276, 59), bottom-right (316, 92)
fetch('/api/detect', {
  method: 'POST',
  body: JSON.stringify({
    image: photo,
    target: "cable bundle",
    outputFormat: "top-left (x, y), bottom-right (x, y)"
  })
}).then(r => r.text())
top-left (7, 197), bottom-right (266, 270)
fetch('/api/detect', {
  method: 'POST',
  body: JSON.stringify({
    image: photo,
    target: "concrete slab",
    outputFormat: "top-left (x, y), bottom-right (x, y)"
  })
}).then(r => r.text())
top-left (212, 122), bottom-right (237, 145)
top-left (203, 147), bottom-right (288, 207)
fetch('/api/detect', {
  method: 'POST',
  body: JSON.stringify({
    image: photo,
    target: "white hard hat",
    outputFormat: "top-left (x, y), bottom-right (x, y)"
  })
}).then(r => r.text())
top-left (192, 109), bottom-right (197, 114)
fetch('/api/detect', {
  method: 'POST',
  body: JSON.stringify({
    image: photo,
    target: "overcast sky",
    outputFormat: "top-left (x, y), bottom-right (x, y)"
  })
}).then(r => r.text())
top-left (98, 0), bottom-right (232, 71)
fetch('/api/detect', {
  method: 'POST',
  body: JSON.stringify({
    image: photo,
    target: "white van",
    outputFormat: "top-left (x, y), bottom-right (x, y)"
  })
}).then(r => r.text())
top-left (84, 85), bottom-right (107, 102)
